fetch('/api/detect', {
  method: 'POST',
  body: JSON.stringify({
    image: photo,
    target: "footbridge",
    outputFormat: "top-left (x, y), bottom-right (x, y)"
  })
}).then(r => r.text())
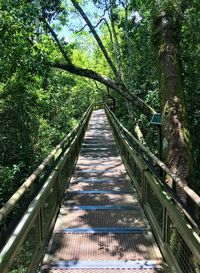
top-left (0, 105), bottom-right (199, 273)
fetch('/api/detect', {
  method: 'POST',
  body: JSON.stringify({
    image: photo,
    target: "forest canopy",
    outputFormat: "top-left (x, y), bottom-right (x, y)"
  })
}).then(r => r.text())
top-left (0, 0), bottom-right (200, 206)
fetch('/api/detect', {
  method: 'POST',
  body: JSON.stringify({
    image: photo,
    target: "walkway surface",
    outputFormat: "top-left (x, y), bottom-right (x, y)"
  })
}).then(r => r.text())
top-left (40, 109), bottom-right (166, 273)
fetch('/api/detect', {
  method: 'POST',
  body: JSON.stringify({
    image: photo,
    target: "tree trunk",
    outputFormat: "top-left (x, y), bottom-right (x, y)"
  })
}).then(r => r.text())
top-left (109, 0), bottom-right (123, 79)
top-left (153, 10), bottom-right (195, 192)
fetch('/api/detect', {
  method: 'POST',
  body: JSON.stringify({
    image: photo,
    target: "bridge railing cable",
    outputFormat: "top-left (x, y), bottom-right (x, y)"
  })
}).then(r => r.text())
top-left (105, 104), bottom-right (200, 273)
top-left (0, 104), bottom-right (93, 273)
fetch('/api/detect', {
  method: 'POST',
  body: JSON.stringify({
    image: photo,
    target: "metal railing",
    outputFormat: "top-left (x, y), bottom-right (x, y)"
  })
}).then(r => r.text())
top-left (0, 105), bottom-right (93, 273)
top-left (105, 105), bottom-right (200, 273)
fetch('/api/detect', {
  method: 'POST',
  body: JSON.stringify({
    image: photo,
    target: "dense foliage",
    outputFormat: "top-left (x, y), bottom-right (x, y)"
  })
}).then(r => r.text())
top-left (0, 0), bottom-right (99, 206)
top-left (0, 0), bottom-right (199, 208)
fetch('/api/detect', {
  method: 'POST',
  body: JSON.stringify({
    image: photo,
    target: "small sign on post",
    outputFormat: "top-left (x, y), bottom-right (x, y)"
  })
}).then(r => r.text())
top-left (150, 113), bottom-right (161, 125)
top-left (150, 113), bottom-right (162, 173)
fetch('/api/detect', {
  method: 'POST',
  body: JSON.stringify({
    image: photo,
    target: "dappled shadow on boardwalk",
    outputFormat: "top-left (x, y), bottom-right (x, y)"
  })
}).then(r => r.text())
top-left (54, 209), bottom-right (147, 229)
top-left (64, 192), bottom-right (138, 207)
top-left (46, 232), bottom-right (160, 262)
top-left (41, 109), bottom-right (164, 273)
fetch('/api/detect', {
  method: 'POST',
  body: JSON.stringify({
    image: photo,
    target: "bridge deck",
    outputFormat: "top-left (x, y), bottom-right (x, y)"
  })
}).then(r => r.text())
top-left (40, 109), bottom-right (167, 273)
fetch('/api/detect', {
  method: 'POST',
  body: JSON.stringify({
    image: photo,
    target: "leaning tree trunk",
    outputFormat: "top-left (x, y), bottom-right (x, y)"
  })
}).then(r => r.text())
top-left (153, 10), bottom-right (195, 193)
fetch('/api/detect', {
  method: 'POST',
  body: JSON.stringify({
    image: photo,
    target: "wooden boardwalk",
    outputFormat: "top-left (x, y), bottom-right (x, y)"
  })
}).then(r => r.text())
top-left (41, 109), bottom-right (166, 273)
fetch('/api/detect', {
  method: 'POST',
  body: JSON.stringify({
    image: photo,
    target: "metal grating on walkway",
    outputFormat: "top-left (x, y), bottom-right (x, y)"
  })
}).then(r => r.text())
top-left (45, 270), bottom-right (164, 273)
top-left (40, 109), bottom-right (167, 273)
top-left (54, 209), bottom-right (148, 229)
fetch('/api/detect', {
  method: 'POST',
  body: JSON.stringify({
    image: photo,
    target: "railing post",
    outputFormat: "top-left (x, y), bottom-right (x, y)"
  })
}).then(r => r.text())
top-left (141, 169), bottom-right (147, 206)
top-left (163, 207), bottom-right (168, 242)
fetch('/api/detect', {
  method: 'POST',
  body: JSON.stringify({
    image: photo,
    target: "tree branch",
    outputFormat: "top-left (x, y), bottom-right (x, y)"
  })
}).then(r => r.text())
top-left (75, 23), bottom-right (87, 34)
top-left (91, 18), bottom-right (106, 31)
top-left (43, 19), bottom-right (72, 65)
top-left (75, 17), bottom-right (109, 35)
top-left (71, 0), bottom-right (118, 77)
top-left (53, 62), bottom-right (155, 117)
top-left (41, 1), bottom-right (155, 118)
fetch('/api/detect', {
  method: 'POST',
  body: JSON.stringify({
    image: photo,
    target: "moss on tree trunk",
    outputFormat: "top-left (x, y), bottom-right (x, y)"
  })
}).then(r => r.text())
top-left (153, 10), bottom-right (195, 194)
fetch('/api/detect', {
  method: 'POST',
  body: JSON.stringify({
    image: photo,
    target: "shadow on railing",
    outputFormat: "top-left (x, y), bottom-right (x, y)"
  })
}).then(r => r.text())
top-left (105, 105), bottom-right (200, 273)
top-left (0, 105), bottom-right (93, 273)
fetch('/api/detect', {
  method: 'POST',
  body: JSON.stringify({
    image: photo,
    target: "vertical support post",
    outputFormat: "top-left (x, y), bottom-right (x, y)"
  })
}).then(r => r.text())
top-left (163, 207), bottom-right (168, 242)
top-left (157, 124), bottom-right (162, 161)
top-left (157, 124), bottom-right (163, 178)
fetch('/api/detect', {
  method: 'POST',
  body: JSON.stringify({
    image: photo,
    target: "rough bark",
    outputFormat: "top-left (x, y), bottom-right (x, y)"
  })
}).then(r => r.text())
top-left (153, 10), bottom-right (194, 191)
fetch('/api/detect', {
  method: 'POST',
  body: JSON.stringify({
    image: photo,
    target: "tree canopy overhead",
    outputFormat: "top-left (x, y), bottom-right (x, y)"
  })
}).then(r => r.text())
top-left (0, 0), bottom-right (200, 205)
